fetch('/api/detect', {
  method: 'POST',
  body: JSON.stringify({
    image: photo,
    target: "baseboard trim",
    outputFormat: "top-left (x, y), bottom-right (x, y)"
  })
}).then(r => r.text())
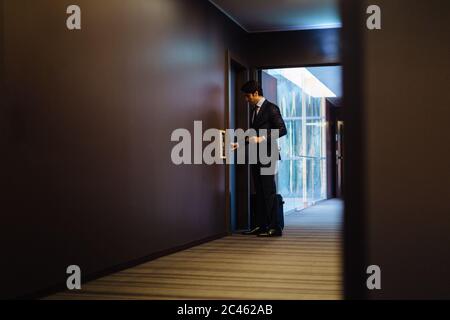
top-left (17, 232), bottom-right (228, 300)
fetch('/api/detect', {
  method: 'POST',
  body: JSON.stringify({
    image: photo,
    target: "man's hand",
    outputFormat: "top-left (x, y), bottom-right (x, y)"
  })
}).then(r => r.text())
top-left (249, 136), bottom-right (266, 144)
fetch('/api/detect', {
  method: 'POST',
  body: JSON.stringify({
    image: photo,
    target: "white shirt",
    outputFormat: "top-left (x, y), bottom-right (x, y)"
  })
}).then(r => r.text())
top-left (233, 97), bottom-right (267, 150)
top-left (256, 97), bottom-right (266, 111)
top-left (253, 97), bottom-right (267, 142)
top-left (253, 97), bottom-right (265, 122)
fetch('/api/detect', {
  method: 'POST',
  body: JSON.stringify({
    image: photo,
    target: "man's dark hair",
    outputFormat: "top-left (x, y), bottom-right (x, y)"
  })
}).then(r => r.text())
top-left (241, 80), bottom-right (263, 96)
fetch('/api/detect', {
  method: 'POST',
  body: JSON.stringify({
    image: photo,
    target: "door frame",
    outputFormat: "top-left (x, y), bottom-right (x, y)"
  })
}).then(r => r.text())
top-left (225, 50), bottom-right (250, 233)
top-left (340, 0), bottom-right (367, 299)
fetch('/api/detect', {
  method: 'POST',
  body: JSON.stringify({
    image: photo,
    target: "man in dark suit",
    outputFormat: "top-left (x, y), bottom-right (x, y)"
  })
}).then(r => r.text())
top-left (232, 80), bottom-right (287, 237)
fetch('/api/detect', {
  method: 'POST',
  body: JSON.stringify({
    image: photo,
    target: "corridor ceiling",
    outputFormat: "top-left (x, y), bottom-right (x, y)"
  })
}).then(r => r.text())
top-left (209, 0), bottom-right (341, 32)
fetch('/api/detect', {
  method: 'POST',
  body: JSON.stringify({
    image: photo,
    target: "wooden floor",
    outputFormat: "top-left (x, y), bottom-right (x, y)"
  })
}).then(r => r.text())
top-left (47, 199), bottom-right (343, 300)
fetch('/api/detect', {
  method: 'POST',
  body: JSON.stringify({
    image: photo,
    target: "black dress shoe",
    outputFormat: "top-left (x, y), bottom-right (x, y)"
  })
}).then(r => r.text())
top-left (257, 228), bottom-right (282, 237)
top-left (241, 226), bottom-right (265, 235)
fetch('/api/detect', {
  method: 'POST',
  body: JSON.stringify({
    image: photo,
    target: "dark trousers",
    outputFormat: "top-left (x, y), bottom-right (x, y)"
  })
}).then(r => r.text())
top-left (251, 164), bottom-right (282, 231)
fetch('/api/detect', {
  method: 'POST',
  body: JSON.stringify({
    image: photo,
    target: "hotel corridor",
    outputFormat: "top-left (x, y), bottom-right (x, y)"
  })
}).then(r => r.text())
top-left (47, 200), bottom-right (343, 300)
top-left (3, 0), bottom-right (450, 302)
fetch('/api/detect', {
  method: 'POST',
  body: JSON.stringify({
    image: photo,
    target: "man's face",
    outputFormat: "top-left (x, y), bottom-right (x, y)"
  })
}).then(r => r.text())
top-left (244, 92), bottom-right (260, 105)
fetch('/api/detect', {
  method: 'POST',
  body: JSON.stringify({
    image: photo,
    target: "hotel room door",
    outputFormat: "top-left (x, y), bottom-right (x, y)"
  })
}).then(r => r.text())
top-left (227, 54), bottom-right (250, 232)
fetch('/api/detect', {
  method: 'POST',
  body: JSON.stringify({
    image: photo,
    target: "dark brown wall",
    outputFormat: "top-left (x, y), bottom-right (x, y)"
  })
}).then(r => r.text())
top-left (345, 0), bottom-right (450, 299)
top-left (1, 0), bottom-right (247, 299)
top-left (249, 28), bottom-right (341, 68)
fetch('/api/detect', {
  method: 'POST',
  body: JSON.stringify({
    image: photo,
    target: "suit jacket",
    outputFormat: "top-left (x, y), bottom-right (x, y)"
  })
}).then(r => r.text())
top-left (246, 99), bottom-right (287, 163)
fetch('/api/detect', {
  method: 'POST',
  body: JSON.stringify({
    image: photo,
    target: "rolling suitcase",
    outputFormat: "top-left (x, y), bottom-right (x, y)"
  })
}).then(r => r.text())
top-left (250, 194), bottom-right (285, 230)
top-left (276, 194), bottom-right (285, 230)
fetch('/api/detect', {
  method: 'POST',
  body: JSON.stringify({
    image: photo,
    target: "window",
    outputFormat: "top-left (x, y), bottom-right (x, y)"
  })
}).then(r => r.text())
top-left (263, 68), bottom-right (333, 213)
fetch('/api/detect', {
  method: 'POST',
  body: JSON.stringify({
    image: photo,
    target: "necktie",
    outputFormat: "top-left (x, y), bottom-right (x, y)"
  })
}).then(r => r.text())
top-left (252, 106), bottom-right (261, 125)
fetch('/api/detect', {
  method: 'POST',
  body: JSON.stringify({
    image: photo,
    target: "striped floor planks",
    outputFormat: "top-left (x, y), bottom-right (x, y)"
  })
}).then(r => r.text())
top-left (46, 199), bottom-right (343, 300)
